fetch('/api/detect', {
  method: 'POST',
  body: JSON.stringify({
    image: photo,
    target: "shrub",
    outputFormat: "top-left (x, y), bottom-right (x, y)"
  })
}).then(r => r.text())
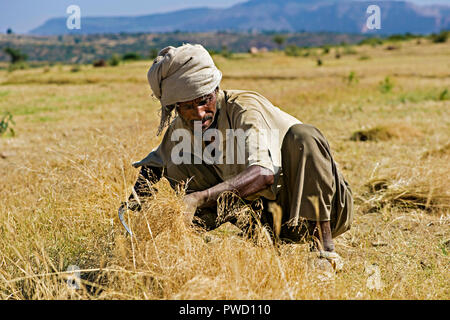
top-left (93, 59), bottom-right (107, 67)
top-left (0, 112), bottom-right (15, 137)
top-left (207, 49), bottom-right (220, 56)
top-left (343, 46), bottom-right (357, 55)
top-left (7, 61), bottom-right (28, 72)
top-left (220, 46), bottom-right (233, 59)
top-left (358, 37), bottom-right (384, 47)
top-left (358, 55), bottom-right (371, 61)
top-left (346, 71), bottom-right (359, 85)
top-left (108, 54), bottom-right (121, 66)
top-left (438, 88), bottom-right (449, 101)
top-left (272, 34), bottom-right (286, 48)
top-left (70, 64), bottom-right (82, 72)
top-left (385, 33), bottom-right (418, 42)
top-left (387, 34), bottom-right (407, 42)
top-left (379, 76), bottom-right (394, 94)
top-left (122, 52), bottom-right (141, 61)
top-left (149, 48), bottom-right (159, 60)
top-left (3, 47), bottom-right (27, 64)
top-left (284, 45), bottom-right (302, 57)
top-left (430, 31), bottom-right (449, 43)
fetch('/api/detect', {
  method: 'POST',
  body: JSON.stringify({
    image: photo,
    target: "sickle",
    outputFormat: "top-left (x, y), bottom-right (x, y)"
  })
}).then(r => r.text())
top-left (118, 204), bottom-right (133, 237)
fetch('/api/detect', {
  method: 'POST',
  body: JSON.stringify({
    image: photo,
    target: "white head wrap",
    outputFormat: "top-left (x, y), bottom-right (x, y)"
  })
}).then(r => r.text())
top-left (147, 44), bottom-right (222, 135)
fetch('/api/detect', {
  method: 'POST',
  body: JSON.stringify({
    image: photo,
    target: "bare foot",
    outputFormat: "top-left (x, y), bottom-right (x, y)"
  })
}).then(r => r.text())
top-left (308, 220), bottom-right (335, 252)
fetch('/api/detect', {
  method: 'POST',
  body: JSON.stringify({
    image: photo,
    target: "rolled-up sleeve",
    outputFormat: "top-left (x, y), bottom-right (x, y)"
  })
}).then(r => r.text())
top-left (132, 144), bottom-right (165, 168)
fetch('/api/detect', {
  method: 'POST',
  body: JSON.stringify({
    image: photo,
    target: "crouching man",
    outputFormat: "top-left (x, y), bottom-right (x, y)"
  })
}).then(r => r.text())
top-left (121, 44), bottom-right (353, 256)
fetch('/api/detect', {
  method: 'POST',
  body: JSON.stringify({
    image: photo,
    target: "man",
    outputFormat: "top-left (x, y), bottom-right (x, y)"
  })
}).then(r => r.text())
top-left (122, 44), bottom-right (353, 255)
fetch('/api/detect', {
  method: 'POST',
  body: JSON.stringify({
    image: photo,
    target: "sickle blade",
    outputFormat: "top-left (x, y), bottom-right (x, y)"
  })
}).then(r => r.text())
top-left (118, 204), bottom-right (133, 236)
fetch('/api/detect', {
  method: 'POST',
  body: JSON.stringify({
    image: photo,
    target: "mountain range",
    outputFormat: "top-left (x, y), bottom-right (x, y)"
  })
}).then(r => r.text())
top-left (30, 0), bottom-right (450, 35)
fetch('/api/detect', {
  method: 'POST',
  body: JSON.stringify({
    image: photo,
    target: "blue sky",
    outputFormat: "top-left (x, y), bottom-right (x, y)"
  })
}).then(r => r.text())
top-left (1, 0), bottom-right (449, 34)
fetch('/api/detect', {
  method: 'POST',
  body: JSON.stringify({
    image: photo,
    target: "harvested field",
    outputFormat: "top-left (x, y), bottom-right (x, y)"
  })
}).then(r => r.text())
top-left (0, 38), bottom-right (449, 299)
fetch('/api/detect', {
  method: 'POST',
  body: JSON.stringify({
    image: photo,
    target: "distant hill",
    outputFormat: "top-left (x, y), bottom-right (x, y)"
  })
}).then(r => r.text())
top-left (30, 0), bottom-right (450, 36)
top-left (0, 31), bottom-right (372, 64)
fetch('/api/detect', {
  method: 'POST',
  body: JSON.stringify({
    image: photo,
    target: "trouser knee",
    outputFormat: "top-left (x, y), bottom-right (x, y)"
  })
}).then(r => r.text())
top-left (282, 124), bottom-right (329, 157)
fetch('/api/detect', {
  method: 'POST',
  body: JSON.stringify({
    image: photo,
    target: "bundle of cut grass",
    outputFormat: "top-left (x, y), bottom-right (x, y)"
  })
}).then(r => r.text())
top-left (421, 143), bottom-right (450, 159)
top-left (363, 175), bottom-right (449, 212)
top-left (351, 124), bottom-right (421, 142)
top-left (123, 178), bottom-right (192, 243)
top-left (215, 191), bottom-right (277, 246)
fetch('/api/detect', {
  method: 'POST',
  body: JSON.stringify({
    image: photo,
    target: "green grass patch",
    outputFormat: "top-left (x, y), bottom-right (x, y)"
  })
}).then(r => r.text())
top-left (33, 116), bottom-right (58, 123)
top-left (0, 90), bottom-right (10, 98)
top-left (12, 104), bottom-right (61, 116)
top-left (397, 88), bottom-right (450, 104)
top-left (3, 93), bottom-right (106, 116)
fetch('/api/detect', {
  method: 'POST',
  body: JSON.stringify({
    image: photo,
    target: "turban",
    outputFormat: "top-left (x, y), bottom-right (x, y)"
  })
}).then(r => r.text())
top-left (147, 44), bottom-right (222, 135)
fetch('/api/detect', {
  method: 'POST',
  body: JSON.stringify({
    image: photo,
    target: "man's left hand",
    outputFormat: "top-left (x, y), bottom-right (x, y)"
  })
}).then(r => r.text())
top-left (182, 192), bottom-right (204, 224)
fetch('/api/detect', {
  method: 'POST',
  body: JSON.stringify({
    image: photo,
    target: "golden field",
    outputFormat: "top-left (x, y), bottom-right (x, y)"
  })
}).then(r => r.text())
top-left (0, 38), bottom-right (449, 299)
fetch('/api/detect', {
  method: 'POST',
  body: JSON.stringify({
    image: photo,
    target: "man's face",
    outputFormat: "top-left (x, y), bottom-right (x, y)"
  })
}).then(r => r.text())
top-left (176, 91), bottom-right (217, 131)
